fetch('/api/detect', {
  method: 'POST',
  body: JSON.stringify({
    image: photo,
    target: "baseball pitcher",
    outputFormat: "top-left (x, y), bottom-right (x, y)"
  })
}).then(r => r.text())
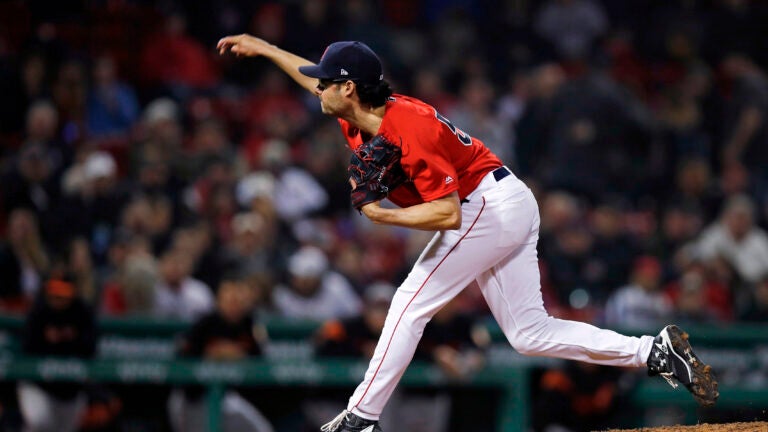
top-left (217, 35), bottom-right (719, 432)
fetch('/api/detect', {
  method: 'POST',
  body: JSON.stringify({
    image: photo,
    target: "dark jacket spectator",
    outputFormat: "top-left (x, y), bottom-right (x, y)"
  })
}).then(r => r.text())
top-left (415, 296), bottom-right (488, 379)
top-left (315, 281), bottom-right (394, 359)
top-left (740, 275), bottom-right (768, 322)
top-left (18, 276), bottom-right (97, 432)
top-left (21, 278), bottom-right (97, 365)
top-left (534, 361), bottom-right (627, 432)
top-left (168, 277), bottom-right (273, 432)
top-left (0, 208), bottom-right (50, 310)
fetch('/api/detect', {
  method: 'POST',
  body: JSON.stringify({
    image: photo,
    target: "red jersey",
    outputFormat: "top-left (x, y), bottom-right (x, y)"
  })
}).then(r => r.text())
top-left (339, 94), bottom-right (502, 208)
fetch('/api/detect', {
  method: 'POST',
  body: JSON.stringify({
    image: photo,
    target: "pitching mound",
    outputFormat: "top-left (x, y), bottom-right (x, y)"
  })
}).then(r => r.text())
top-left (603, 422), bottom-right (768, 432)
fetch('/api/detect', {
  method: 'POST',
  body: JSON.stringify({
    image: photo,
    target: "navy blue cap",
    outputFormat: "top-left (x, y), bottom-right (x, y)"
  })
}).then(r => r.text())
top-left (299, 41), bottom-right (383, 84)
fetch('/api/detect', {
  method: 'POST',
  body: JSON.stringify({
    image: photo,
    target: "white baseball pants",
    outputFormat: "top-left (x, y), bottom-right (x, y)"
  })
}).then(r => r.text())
top-left (347, 168), bottom-right (655, 420)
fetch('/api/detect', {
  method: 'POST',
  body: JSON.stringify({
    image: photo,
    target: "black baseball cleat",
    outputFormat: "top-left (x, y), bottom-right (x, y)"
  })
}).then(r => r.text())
top-left (320, 410), bottom-right (382, 432)
top-left (647, 324), bottom-right (719, 407)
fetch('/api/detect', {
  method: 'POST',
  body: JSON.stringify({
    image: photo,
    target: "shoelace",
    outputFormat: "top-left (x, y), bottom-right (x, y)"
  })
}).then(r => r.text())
top-left (321, 409), bottom-right (349, 432)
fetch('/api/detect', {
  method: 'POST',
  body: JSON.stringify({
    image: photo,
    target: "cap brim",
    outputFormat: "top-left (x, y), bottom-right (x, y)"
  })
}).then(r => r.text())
top-left (298, 64), bottom-right (333, 79)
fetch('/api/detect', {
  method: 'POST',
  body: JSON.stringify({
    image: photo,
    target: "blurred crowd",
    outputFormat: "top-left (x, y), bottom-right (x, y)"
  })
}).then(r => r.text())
top-left (1, 0), bottom-right (768, 430)
top-left (2, 0), bottom-right (768, 328)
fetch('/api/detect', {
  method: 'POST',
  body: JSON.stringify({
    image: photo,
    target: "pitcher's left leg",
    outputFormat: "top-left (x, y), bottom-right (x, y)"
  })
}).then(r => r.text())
top-left (344, 194), bottom-right (526, 420)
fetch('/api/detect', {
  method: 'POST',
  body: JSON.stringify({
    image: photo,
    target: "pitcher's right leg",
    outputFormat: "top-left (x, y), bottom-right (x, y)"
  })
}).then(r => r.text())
top-left (476, 238), bottom-right (654, 367)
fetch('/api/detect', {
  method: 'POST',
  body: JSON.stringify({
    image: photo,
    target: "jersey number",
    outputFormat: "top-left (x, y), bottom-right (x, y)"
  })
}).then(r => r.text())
top-left (435, 110), bottom-right (473, 146)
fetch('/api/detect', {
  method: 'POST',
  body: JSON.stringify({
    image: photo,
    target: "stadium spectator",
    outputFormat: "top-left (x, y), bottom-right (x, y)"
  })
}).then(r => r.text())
top-left (694, 194), bottom-right (768, 284)
top-left (655, 63), bottom-right (713, 173)
top-left (667, 259), bottom-right (733, 322)
top-left (666, 157), bottom-right (721, 222)
top-left (18, 274), bottom-right (97, 432)
top-left (57, 150), bottom-right (128, 263)
top-left (720, 54), bottom-right (768, 189)
top-left (429, 7), bottom-right (479, 77)
top-left (120, 194), bottom-right (173, 254)
top-left (548, 67), bottom-right (655, 200)
top-left (315, 281), bottom-right (395, 359)
top-left (415, 296), bottom-right (488, 380)
top-left (300, 121), bottom-right (353, 218)
top-left (258, 139), bottom-right (329, 224)
top-left (1, 142), bottom-right (60, 233)
top-left (51, 60), bottom-right (88, 148)
top-left (411, 68), bottom-right (457, 115)
top-left (236, 172), bottom-right (277, 217)
top-left (133, 98), bottom-right (184, 179)
top-left (0, 51), bottom-right (51, 139)
top-left (185, 118), bottom-right (240, 180)
top-left (183, 157), bottom-right (239, 243)
top-left (136, 159), bottom-right (177, 206)
top-left (273, 246), bottom-right (361, 321)
top-left (219, 211), bottom-right (279, 283)
top-left (540, 221), bottom-right (600, 310)
top-left (0, 208), bottom-right (50, 311)
top-left (306, 281), bottom-right (394, 430)
top-left (282, 0), bottom-right (339, 63)
top-left (533, 0), bottom-right (608, 61)
top-left (168, 222), bottom-right (224, 295)
top-left (400, 295), bottom-right (488, 432)
top-left (665, 264), bottom-right (728, 325)
top-left (740, 274), bottom-right (768, 322)
top-left (448, 76), bottom-right (514, 165)
top-left (66, 237), bottom-right (97, 304)
top-left (243, 69), bottom-right (309, 138)
top-left (139, 11), bottom-right (219, 98)
top-left (86, 55), bottom-right (140, 137)
top-left (100, 234), bottom-right (158, 316)
top-left (153, 248), bottom-right (214, 321)
top-left (22, 101), bottom-right (64, 166)
top-left (533, 361), bottom-right (627, 432)
top-left (604, 256), bottom-right (672, 329)
top-left (332, 242), bottom-right (368, 293)
top-left (588, 202), bottom-right (638, 302)
top-left (650, 203), bottom-right (704, 274)
top-left (168, 276), bottom-right (273, 432)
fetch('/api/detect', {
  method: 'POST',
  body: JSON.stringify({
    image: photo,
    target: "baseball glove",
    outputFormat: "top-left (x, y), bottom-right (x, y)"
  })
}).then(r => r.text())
top-left (348, 134), bottom-right (407, 210)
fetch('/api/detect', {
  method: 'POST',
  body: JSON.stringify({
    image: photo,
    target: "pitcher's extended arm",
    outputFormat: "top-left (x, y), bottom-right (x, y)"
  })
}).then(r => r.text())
top-left (217, 34), bottom-right (317, 94)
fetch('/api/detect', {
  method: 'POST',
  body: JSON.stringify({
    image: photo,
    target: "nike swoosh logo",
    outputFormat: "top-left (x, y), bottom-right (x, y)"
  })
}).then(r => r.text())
top-left (361, 426), bottom-right (376, 432)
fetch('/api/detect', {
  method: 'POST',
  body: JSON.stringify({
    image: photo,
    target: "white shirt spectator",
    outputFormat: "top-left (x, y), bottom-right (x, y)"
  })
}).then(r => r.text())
top-left (154, 277), bottom-right (214, 321)
top-left (273, 167), bottom-right (329, 222)
top-left (273, 245), bottom-right (361, 320)
top-left (694, 195), bottom-right (768, 284)
top-left (604, 284), bottom-right (673, 329)
top-left (695, 223), bottom-right (768, 283)
top-left (273, 271), bottom-right (362, 321)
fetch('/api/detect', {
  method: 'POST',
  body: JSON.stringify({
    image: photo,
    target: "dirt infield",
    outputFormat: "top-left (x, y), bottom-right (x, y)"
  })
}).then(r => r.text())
top-left (603, 422), bottom-right (768, 432)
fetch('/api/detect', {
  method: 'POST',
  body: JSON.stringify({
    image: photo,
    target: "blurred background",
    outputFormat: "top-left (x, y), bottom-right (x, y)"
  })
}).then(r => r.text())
top-left (0, 0), bottom-right (767, 431)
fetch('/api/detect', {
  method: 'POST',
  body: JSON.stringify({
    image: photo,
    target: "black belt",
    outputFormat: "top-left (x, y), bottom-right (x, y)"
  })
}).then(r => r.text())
top-left (461, 166), bottom-right (512, 204)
